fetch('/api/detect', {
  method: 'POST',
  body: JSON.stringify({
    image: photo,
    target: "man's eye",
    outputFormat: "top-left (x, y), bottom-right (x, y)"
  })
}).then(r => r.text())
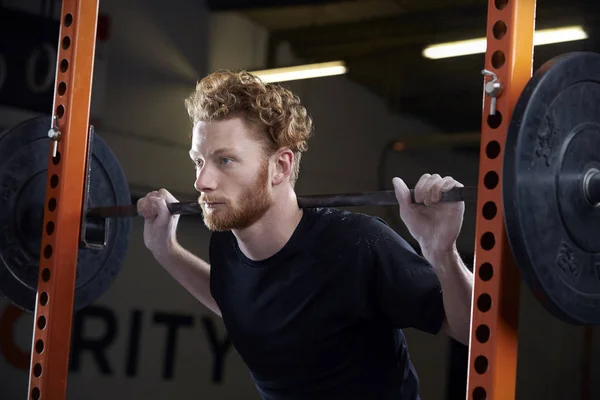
top-left (220, 157), bottom-right (232, 164)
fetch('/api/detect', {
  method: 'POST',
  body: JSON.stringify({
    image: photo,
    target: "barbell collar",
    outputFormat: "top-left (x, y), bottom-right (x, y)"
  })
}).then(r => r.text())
top-left (584, 168), bottom-right (600, 206)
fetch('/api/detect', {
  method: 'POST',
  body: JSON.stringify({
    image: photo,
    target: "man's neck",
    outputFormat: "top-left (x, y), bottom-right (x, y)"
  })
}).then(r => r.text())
top-left (232, 191), bottom-right (303, 261)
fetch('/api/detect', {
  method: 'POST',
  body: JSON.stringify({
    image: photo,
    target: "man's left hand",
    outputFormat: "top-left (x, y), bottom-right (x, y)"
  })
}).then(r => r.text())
top-left (392, 173), bottom-right (465, 254)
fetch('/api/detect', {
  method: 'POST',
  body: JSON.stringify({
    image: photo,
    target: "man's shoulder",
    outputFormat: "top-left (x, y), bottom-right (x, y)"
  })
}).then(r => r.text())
top-left (311, 208), bottom-right (418, 256)
top-left (304, 207), bottom-right (401, 251)
top-left (307, 207), bottom-right (390, 230)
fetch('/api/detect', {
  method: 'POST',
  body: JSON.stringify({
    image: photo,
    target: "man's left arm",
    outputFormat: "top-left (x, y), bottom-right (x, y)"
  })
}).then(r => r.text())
top-left (421, 246), bottom-right (473, 346)
top-left (392, 173), bottom-right (474, 346)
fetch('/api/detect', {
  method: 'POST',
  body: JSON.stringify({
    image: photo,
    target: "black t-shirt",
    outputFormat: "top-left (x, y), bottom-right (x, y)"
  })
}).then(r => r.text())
top-left (209, 207), bottom-right (445, 400)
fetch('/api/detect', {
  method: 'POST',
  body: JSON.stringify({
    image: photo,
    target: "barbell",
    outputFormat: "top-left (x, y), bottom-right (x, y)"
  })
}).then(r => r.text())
top-left (1, 51), bottom-right (599, 325)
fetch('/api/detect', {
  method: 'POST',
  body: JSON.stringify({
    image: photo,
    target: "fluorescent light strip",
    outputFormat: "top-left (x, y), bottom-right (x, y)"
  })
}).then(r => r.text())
top-left (249, 61), bottom-right (347, 83)
top-left (423, 26), bottom-right (588, 59)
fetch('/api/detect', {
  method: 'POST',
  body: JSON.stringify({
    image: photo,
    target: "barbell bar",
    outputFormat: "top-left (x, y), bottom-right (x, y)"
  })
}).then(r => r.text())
top-left (85, 186), bottom-right (481, 219)
top-left (84, 176), bottom-right (600, 219)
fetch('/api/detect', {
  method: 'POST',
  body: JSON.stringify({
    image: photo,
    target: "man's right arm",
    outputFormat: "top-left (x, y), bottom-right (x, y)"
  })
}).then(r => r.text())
top-left (152, 241), bottom-right (222, 318)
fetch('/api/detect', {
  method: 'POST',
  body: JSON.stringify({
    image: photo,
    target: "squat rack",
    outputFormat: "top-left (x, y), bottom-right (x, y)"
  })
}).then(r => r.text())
top-left (26, 0), bottom-right (534, 398)
top-left (467, 0), bottom-right (535, 399)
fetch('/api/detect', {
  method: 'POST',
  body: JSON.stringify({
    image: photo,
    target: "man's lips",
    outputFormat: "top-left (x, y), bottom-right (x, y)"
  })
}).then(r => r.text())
top-left (202, 201), bottom-right (226, 208)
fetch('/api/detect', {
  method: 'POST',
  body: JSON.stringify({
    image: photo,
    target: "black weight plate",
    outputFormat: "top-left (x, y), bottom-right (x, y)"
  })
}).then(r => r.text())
top-left (504, 51), bottom-right (600, 325)
top-left (0, 116), bottom-right (131, 312)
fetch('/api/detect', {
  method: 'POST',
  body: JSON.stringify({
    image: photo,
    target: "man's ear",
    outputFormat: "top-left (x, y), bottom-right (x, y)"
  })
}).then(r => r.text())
top-left (272, 148), bottom-right (294, 186)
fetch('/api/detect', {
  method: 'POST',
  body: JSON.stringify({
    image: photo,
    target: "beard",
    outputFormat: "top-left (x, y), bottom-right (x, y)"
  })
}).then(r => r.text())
top-left (199, 161), bottom-right (273, 231)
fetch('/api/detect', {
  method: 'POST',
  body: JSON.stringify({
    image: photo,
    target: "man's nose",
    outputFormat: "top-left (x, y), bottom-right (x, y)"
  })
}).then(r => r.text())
top-left (194, 167), bottom-right (217, 193)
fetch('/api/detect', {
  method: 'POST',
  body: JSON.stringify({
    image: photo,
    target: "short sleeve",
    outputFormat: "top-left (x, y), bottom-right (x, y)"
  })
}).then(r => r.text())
top-left (360, 217), bottom-right (446, 335)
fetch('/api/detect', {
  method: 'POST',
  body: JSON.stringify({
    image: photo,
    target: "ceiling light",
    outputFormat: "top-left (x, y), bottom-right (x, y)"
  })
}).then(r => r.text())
top-left (249, 61), bottom-right (347, 83)
top-left (422, 26), bottom-right (588, 59)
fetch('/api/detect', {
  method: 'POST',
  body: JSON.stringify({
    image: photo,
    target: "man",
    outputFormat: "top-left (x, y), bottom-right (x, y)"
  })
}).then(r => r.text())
top-left (137, 70), bottom-right (473, 399)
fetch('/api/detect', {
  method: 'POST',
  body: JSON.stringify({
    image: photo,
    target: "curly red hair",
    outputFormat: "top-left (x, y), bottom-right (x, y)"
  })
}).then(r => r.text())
top-left (184, 70), bottom-right (314, 187)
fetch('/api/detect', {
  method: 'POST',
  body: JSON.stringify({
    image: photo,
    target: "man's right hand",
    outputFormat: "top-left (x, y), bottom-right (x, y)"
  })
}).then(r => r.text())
top-left (137, 188), bottom-right (181, 255)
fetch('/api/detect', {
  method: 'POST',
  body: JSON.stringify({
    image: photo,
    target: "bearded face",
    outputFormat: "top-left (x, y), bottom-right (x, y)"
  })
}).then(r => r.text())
top-left (199, 159), bottom-right (273, 231)
top-left (190, 117), bottom-right (279, 232)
